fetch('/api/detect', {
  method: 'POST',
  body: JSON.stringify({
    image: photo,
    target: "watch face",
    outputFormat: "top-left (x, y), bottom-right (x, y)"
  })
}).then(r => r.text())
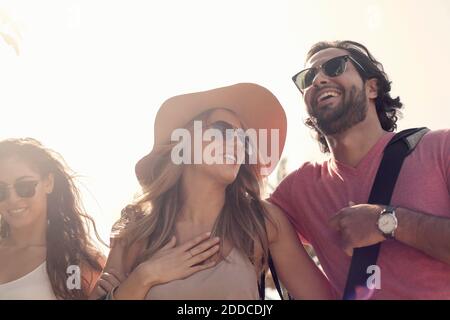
top-left (378, 214), bottom-right (397, 234)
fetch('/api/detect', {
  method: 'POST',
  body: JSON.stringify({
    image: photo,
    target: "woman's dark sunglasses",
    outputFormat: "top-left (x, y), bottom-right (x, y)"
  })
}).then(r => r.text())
top-left (292, 55), bottom-right (365, 94)
top-left (0, 180), bottom-right (40, 202)
top-left (208, 121), bottom-right (248, 150)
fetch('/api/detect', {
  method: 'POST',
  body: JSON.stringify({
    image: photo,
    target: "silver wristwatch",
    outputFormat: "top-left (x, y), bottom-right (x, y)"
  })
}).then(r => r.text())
top-left (377, 206), bottom-right (398, 239)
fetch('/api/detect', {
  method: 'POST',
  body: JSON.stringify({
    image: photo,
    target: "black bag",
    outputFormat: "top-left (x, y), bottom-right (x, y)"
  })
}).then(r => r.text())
top-left (342, 127), bottom-right (429, 300)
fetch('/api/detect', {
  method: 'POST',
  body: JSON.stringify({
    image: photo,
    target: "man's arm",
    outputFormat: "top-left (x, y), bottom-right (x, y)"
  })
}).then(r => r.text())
top-left (330, 204), bottom-right (450, 266)
top-left (395, 207), bottom-right (450, 265)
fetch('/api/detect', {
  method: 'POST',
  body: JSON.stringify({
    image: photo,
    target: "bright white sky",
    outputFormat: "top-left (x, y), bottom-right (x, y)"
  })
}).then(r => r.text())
top-left (1, 0), bottom-right (449, 246)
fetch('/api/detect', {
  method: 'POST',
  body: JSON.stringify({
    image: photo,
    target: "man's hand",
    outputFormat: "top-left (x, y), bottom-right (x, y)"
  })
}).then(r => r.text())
top-left (329, 202), bottom-right (386, 256)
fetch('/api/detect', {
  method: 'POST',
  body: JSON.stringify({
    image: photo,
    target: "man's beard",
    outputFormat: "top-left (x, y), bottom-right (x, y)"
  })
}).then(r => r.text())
top-left (308, 85), bottom-right (368, 136)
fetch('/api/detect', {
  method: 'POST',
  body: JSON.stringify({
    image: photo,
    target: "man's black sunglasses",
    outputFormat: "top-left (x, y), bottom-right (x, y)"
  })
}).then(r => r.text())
top-left (292, 55), bottom-right (365, 94)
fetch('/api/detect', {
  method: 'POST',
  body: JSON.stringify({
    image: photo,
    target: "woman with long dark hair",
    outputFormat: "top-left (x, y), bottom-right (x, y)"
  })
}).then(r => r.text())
top-left (0, 138), bottom-right (104, 299)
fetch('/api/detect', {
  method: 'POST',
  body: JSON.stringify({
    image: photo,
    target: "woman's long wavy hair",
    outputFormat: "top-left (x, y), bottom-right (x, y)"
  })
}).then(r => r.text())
top-left (0, 138), bottom-right (103, 299)
top-left (115, 109), bottom-right (274, 275)
top-left (304, 40), bottom-right (404, 153)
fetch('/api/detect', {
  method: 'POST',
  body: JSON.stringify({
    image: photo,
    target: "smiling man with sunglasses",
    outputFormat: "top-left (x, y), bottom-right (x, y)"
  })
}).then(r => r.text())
top-left (269, 40), bottom-right (450, 299)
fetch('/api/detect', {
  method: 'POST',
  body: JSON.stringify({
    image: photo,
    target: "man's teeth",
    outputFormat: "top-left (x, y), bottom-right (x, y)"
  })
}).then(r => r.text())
top-left (318, 91), bottom-right (340, 102)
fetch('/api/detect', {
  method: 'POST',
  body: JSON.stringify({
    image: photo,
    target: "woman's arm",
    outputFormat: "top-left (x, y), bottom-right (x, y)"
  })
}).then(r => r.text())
top-left (88, 239), bottom-right (127, 300)
top-left (90, 233), bottom-right (221, 300)
top-left (263, 200), bottom-right (335, 300)
top-left (81, 251), bottom-right (106, 298)
top-left (115, 233), bottom-right (221, 299)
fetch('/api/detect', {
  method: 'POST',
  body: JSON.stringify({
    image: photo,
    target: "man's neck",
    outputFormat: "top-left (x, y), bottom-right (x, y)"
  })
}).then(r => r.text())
top-left (326, 112), bottom-right (387, 167)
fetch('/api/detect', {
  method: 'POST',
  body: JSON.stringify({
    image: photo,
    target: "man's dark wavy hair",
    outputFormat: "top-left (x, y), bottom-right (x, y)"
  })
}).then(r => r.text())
top-left (304, 40), bottom-right (403, 153)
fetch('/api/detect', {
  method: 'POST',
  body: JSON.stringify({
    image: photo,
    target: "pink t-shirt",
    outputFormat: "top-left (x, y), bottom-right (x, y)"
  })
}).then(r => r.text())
top-left (269, 129), bottom-right (450, 299)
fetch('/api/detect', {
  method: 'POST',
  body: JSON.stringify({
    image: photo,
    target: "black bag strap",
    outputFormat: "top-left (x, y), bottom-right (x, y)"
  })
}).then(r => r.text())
top-left (342, 127), bottom-right (429, 300)
top-left (258, 266), bottom-right (266, 300)
top-left (269, 253), bottom-right (285, 299)
top-left (259, 251), bottom-right (286, 300)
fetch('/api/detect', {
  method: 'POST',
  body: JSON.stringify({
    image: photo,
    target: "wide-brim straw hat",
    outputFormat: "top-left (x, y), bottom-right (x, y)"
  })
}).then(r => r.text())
top-left (135, 83), bottom-right (287, 185)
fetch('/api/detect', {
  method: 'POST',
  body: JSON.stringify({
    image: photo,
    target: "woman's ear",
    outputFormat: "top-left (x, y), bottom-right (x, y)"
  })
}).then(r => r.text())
top-left (43, 173), bottom-right (55, 195)
top-left (366, 78), bottom-right (378, 99)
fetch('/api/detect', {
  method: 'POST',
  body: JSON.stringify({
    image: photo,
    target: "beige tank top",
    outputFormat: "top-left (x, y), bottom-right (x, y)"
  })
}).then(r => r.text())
top-left (145, 248), bottom-right (259, 300)
top-left (0, 262), bottom-right (57, 300)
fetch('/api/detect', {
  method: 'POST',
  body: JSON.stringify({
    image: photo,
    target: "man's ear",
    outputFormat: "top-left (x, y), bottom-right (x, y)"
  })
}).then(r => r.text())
top-left (43, 173), bottom-right (54, 195)
top-left (366, 78), bottom-right (378, 99)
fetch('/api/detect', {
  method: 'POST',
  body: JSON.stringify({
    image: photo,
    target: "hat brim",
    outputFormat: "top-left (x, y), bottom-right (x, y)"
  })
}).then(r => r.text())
top-left (135, 83), bottom-right (287, 184)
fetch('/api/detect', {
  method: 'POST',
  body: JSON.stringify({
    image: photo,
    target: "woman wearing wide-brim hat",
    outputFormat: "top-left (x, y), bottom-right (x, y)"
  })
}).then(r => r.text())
top-left (90, 83), bottom-right (333, 300)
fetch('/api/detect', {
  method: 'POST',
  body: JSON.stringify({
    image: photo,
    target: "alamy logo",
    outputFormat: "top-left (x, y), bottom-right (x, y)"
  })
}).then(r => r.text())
top-left (170, 121), bottom-right (280, 175)
top-left (352, 265), bottom-right (382, 300)
top-left (66, 265), bottom-right (81, 290)
top-left (366, 265), bottom-right (381, 290)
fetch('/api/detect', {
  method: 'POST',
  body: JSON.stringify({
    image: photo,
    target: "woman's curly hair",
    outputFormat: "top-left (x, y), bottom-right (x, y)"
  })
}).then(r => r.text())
top-left (0, 138), bottom-right (104, 299)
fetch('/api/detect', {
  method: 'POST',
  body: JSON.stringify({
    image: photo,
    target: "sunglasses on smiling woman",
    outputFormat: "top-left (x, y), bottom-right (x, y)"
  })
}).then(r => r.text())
top-left (206, 121), bottom-right (249, 151)
top-left (292, 55), bottom-right (366, 94)
top-left (0, 180), bottom-right (40, 202)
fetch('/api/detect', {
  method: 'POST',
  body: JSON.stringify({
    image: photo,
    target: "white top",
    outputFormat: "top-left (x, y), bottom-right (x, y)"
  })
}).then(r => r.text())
top-left (0, 262), bottom-right (57, 300)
